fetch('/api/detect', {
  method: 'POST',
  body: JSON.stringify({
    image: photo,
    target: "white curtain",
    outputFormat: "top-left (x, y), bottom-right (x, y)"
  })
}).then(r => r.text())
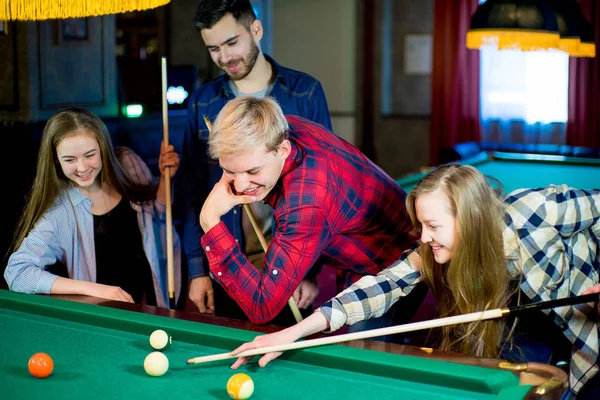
top-left (479, 47), bottom-right (569, 144)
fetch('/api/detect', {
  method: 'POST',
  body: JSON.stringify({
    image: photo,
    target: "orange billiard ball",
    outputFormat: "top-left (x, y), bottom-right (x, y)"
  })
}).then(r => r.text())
top-left (28, 352), bottom-right (54, 378)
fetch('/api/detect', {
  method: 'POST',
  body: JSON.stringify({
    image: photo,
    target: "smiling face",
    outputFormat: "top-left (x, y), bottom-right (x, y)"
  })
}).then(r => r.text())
top-left (219, 141), bottom-right (290, 202)
top-left (201, 13), bottom-right (261, 81)
top-left (415, 189), bottom-right (457, 265)
top-left (55, 130), bottom-right (103, 190)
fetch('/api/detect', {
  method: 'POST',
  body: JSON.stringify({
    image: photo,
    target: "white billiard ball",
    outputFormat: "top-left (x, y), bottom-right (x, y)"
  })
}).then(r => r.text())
top-left (149, 329), bottom-right (172, 351)
top-left (144, 351), bottom-right (169, 377)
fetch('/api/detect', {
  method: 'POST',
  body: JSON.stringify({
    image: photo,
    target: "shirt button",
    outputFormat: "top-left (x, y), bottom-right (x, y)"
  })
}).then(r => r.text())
top-left (217, 272), bottom-right (222, 277)
top-left (233, 209), bottom-right (238, 214)
top-left (235, 239), bottom-right (239, 243)
top-left (272, 270), bottom-right (278, 276)
top-left (205, 246), bottom-right (210, 251)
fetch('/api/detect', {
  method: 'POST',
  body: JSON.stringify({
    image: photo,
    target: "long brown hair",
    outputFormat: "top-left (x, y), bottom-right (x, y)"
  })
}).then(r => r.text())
top-left (406, 164), bottom-right (511, 357)
top-left (11, 108), bottom-right (155, 253)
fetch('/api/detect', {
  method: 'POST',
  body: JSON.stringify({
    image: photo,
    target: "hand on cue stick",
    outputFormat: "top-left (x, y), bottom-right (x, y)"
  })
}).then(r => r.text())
top-left (186, 293), bottom-right (598, 365)
top-left (202, 115), bottom-right (303, 322)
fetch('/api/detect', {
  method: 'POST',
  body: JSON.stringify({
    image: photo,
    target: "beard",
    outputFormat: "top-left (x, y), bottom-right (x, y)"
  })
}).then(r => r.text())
top-left (220, 40), bottom-right (260, 81)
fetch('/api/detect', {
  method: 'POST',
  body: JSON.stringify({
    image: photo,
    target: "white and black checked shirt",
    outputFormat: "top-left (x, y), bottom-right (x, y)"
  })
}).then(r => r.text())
top-left (319, 185), bottom-right (600, 393)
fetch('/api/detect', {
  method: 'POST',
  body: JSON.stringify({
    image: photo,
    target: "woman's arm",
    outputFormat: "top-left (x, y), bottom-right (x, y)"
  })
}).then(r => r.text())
top-left (227, 248), bottom-right (423, 368)
top-left (50, 278), bottom-right (134, 303)
top-left (230, 310), bottom-right (330, 369)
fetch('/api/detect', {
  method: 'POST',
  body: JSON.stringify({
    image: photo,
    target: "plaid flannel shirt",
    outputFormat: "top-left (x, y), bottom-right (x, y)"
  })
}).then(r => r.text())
top-left (320, 185), bottom-right (600, 393)
top-left (201, 116), bottom-right (414, 324)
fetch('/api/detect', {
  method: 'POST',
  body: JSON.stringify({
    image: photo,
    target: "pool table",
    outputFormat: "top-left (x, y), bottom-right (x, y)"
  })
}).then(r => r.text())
top-left (396, 151), bottom-right (600, 194)
top-left (0, 289), bottom-right (567, 400)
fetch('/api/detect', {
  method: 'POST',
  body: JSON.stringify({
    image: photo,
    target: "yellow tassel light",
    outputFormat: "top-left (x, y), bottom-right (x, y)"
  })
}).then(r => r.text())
top-left (467, 0), bottom-right (595, 58)
top-left (467, 29), bottom-right (560, 52)
top-left (0, 0), bottom-right (170, 21)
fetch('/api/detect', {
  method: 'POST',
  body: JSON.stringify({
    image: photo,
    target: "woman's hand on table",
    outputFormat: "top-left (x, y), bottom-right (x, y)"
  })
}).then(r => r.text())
top-left (230, 311), bottom-right (331, 369)
top-left (88, 282), bottom-right (135, 303)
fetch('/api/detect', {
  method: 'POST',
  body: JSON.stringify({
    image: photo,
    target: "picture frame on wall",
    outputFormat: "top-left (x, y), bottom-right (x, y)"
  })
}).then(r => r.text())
top-left (56, 18), bottom-right (89, 45)
top-left (404, 34), bottom-right (433, 75)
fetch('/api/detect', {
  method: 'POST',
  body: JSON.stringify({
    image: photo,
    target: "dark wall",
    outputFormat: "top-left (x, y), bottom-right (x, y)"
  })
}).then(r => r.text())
top-left (360, 0), bottom-right (433, 178)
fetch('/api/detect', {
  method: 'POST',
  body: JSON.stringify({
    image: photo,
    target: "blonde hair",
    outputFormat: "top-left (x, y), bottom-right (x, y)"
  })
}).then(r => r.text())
top-left (406, 164), bottom-right (512, 358)
top-left (208, 96), bottom-right (289, 159)
top-left (11, 108), bottom-right (155, 254)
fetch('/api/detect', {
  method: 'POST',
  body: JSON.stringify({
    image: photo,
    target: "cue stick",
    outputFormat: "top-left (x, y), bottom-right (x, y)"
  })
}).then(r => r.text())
top-left (186, 293), bottom-right (598, 365)
top-left (203, 115), bottom-right (303, 323)
top-left (161, 57), bottom-right (176, 309)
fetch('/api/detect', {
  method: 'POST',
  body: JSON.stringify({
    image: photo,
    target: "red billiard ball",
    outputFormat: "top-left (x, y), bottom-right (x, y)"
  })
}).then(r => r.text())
top-left (28, 352), bottom-right (54, 378)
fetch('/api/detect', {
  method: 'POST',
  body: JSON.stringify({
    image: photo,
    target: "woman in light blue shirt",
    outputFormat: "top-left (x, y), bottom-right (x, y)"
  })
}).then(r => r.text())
top-left (4, 108), bottom-right (182, 308)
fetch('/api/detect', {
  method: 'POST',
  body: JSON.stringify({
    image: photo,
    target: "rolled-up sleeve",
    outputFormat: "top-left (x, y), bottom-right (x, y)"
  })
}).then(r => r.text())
top-left (4, 216), bottom-right (62, 294)
top-left (319, 248), bottom-right (423, 332)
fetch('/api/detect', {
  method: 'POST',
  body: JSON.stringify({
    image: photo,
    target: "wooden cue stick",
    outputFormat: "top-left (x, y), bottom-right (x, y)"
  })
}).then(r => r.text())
top-left (242, 203), bottom-right (303, 323)
top-left (161, 57), bottom-right (176, 309)
top-left (186, 293), bottom-right (598, 365)
top-left (203, 115), bottom-right (303, 323)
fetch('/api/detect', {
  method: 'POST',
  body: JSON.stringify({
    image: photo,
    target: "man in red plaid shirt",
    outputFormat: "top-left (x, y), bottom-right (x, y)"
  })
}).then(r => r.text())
top-left (199, 96), bottom-right (425, 330)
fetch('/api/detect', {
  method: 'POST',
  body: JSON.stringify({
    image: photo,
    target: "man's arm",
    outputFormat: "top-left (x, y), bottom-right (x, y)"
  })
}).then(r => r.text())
top-left (179, 96), bottom-right (215, 313)
top-left (307, 82), bottom-right (333, 131)
top-left (202, 204), bottom-right (333, 324)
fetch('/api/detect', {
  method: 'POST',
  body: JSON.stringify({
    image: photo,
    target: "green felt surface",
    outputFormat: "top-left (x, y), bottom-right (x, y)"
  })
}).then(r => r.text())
top-left (0, 290), bottom-right (530, 399)
top-left (396, 151), bottom-right (600, 194)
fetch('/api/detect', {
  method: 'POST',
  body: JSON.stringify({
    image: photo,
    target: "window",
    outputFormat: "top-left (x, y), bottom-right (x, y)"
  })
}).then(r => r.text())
top-left (480, 48), bottom-right (569, 125)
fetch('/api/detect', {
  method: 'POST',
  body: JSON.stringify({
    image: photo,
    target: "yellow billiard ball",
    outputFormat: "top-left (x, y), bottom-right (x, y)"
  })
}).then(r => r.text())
top-left (227, 373), bottom-right (254, 399)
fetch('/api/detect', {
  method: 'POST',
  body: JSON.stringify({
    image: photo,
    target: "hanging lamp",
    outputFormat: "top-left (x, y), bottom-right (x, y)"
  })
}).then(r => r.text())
top-left (467, 0), bottom-right (561, 51)
top-left (572, 5), bottom-right (596, 57)
top-left (0, 0), bottom-right (170, 21)
top-left (548, 0), bottom-right (581, 55)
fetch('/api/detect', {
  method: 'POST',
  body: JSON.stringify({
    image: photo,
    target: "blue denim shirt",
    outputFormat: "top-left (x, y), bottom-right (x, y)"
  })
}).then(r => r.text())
top-left (180, 55), bottom-right (332, 278)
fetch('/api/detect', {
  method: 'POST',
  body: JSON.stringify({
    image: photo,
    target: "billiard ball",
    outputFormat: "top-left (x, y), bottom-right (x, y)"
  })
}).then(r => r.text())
top-left (144, 351), bottom-right (169, 377)
top-left (227, 373), bottom-right (254, 400)
top-left (28, 352), bottom-right (54, 378)
top-left (149, 329), bottom-right (172, 351)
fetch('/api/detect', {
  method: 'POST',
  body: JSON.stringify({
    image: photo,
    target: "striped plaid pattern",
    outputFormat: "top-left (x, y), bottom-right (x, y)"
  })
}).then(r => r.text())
top-left (320, 185), bottom-right (600, 393)
top-left (202, 116), bottom-right (414, 324)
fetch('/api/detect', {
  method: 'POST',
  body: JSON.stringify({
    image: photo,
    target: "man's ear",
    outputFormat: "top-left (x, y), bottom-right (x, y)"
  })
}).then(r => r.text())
top-left (278, 140), bottom-right (291, 160)
top-left (250, 19), bottom-right (263, 41)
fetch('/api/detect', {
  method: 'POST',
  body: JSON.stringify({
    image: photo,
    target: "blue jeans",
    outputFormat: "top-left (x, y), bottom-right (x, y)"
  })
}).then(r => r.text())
top-left (502, 335), bottom-right (600, 399)
top-left (564, 370), bottom-right (600, 399)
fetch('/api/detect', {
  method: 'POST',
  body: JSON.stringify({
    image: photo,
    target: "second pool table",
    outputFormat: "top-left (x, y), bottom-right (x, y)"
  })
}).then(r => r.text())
top-left (397, 151), bottom-right (600, 194)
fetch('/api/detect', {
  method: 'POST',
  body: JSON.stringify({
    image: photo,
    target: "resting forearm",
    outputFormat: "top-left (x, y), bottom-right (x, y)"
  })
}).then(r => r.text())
top-left (50, 277), bottom-right (95, 296)
top-left (156, 176), bottom-right (167, 204)
top-left (283, 311), bottom-right (330, 341)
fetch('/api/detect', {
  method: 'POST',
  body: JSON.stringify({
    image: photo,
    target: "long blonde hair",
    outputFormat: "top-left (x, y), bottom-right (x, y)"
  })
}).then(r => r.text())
top-left (11, 108), bottom-right (155, 253)
top-left (406, 164), bottom-right (511, 357)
